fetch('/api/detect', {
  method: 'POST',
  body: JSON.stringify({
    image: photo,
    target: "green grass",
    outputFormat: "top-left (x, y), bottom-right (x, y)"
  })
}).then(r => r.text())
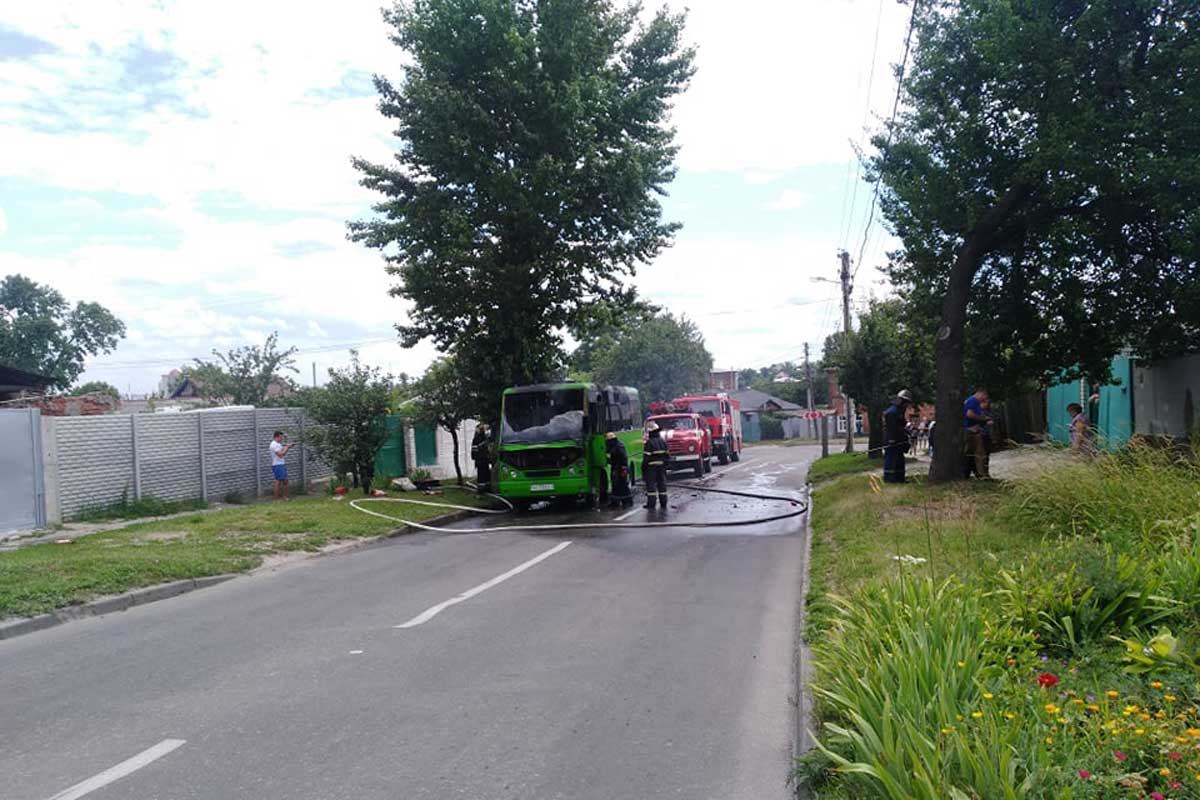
top-left (0, 487), bottom-right (493, 620)
top-left (802, 449), bottom-right (1200, 799)
top-left (807, 451), bottom-right (876, 482)
top-left (71, 496), bottom-right (209, 522)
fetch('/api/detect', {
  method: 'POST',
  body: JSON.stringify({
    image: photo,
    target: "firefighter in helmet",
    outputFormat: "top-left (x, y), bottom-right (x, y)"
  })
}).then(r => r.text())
top-left (470, 423), bottom-right (492, 493)
top-left (605, 432), bottom-right (634, 508)
top-left (642, 421), bottom-right (669, 510)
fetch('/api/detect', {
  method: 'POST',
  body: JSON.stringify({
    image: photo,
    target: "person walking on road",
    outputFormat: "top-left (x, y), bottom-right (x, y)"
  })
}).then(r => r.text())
top-left (642, 421), bottom-right (669, 510)
top-left (963, 388), bottom-right (994, 478)
top-left (1067, 402), bottom-right (1096, 455)
top-left (605, 432), bottom-right (634, 508)
top-left (269, 430), bottom-right (294, 501)
top-left (470, 423), bottom-right (493, 493)
top-left (882, 390), bottom-right (914, 483)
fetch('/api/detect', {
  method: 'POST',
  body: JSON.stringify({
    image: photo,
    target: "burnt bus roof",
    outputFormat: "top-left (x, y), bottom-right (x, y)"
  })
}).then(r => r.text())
top-left (502, 383), bottom-right (639, 396)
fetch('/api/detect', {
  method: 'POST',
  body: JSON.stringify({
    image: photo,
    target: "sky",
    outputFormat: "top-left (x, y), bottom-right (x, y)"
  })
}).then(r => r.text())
top-left (0, 0), bottom-right (910, 395)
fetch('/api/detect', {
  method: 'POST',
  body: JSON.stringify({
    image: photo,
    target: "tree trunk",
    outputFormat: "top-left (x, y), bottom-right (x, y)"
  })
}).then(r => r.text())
top-left (866, 404), bottom-right (884, 459)
top-left (929, 184), bottom-right (1032, 483)
top-left (448, 425), bottom-right (463, 485)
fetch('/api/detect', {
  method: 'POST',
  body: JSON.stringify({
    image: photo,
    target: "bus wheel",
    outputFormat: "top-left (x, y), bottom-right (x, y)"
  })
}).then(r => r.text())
top-left (512, 498), bottom-right (531, 513)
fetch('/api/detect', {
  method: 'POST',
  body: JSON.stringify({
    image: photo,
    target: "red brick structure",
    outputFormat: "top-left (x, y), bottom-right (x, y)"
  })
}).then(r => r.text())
top-left (6, 393), bottom-right (118, 416)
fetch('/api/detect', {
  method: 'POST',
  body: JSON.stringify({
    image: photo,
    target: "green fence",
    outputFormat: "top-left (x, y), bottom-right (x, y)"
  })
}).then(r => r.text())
top-left (414, 424), bottom-right (438, 466)
top-left (1046, 356), bottom-right (1133, 450)
top-left (375, 415), bottom-right (407, 477)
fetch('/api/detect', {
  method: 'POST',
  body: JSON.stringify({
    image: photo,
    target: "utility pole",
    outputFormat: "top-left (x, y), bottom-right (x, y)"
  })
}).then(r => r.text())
top-left (803, 342), bottom-right (815, 439)
top-left (312, 362), bottom-right (317, 388)
top-left (838, 250), bottom-right (855, 453)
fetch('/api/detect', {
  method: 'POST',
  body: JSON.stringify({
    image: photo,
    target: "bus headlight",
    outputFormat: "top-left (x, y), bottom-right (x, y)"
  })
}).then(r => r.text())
top-left (567, 465), bottom-right (578, 476)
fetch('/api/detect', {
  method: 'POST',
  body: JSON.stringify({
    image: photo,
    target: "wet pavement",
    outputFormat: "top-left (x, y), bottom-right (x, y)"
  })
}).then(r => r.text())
top-left (2, 444), bottom-right (819, 800)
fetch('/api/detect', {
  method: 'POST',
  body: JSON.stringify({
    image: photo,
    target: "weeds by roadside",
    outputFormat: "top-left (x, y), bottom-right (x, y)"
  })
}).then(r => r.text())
top-left (802, 445), bottom-right (1200, 798)
top-left (71, 495), bottom-right (208, 522)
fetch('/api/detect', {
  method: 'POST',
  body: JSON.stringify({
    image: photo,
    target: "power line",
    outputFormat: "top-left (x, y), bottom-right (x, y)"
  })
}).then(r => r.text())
top-left (88, 336), bottom-right (400, 370)
top-left (839, 0), bottom-right (888, 250)
top-left (852, 0), bottom-right (920, 283)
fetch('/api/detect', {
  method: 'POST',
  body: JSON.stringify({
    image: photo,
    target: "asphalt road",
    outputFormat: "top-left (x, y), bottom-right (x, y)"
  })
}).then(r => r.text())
top-left (2, 444), bottom-right (818, 800)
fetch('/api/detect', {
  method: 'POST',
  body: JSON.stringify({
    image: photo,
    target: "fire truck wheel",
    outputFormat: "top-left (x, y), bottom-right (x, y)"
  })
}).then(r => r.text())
top-left (718, 449), bottom-right (729, 465)
top-left (731, 444), bottom-right (740, 462)
top-left (703, 456), bottom-right (712, 473)
top-left (693, 460), bottom-right (704, 478)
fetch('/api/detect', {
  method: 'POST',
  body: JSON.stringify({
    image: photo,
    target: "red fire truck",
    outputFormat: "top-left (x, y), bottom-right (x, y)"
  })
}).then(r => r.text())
top-left (645, 412), bottom-right (713, 477)
top-left (652, 393), bottom-right (743, 464)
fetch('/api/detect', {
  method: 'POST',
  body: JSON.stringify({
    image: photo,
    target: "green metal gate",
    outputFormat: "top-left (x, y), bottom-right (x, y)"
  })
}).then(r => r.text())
top-left (375, 415), bottom-right (407, 477)
top-left (414, 424), bottom-right (438, 466)
top-left (1046, 356), bottom-right (1134, 450)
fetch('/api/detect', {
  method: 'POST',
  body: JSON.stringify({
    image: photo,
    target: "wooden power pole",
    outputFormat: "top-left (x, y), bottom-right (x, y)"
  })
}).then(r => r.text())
top-left (803, 342), bottom-right (815, 438)
top-left (838, 250), bottom-right (855, 453)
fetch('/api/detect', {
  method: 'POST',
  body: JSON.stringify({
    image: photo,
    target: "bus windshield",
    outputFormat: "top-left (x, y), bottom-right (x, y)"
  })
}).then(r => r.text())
top-left (688, 399), bottom-right (720, 418)
top-left (501, 388), bottom-right (586, 445)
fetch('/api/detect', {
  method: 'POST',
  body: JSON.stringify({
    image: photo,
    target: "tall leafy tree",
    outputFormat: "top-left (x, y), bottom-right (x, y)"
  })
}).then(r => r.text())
top-left (590, 312), bottom-right (712, 404)
top-left (408, 356), bottom-right (472, 485)
top-left (873, 0), bottom-right (1200, 481)
top-left (188, 332), bottom-right (298, 406)
top-left (350, 0), bottom-right (696, 420)
top-left (305, 353), bottom-right (393, 494)
top-left (827, 300), bottom-right (933, 459)
top-left (0, 274), bottom-right (125, 389)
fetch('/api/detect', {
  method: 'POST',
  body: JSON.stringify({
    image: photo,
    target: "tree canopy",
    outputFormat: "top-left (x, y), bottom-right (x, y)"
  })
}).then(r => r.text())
top-left (826, 299), bottom-right (933, 458)
top-left (0, 274), bottom-right (125, 390)
top-left (70, 380), bottom-right (120, 400)
top-left (304, 353), bottom-right (393, 494)
top-left (187, 332), bottom-right (298, 406)
top-left (408, 356), bottom-right (472, 484)
top-left (350, 0), bottom-right (695, 420)
top-left (589, 312), bottom-right (712, 404)
top-left (873, 0), bottom-right (1200, 481)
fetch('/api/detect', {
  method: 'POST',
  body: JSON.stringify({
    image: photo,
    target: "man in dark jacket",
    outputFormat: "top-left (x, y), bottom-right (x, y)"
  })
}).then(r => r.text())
top-left (470, 423), bottom-right (492, 493)
top-left (642, 421), bottom-right (669, 509)
top-left (605, 432), bottom-right (634, 508)
top-left (882, 389), bottom-right (914, 484)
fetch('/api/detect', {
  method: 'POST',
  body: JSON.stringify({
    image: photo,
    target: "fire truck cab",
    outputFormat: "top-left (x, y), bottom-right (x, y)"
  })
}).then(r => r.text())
top-left (645, 412), bottom-right (713, 477)
top-left (665, 393), bottom-right (743, 465)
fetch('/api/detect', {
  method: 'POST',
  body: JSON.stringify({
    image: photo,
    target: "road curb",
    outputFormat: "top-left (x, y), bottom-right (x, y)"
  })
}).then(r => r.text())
top-left (793, 482), bottom-right (816, 797)
top-left (0, 575), bottom-right (238, 642)
top-left (0, 506), bottom-right (489, 643)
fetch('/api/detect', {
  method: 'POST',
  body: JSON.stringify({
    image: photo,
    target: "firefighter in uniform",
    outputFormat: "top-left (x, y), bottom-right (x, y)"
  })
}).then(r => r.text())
top-left (882, 390), bottom-right (913, 484)
top-left (642, 421), bottom-right (669, 510)
top-left (605, 432), bottom-right (634, 508)
top-left (470, 423), bottom-right (492, 493)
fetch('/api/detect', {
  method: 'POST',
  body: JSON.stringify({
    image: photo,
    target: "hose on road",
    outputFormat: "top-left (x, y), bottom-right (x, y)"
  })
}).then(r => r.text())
top-left (348, 477), bottom-right (809, 534)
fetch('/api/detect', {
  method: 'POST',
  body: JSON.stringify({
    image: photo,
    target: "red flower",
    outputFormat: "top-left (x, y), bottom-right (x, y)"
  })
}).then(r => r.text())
top-left (1169, 751), bottom-right (1182, 760)
top-left (1037, 672), bottom-right (1059, 688)
top-left (1150, 793), bottom-right (1165, 800)
top-left (1113, 750), bottom-right (1128, 762)
top-left (1170, 782), bottom-right (1183, 790)
top-left (1077, 770), bottom-right (1090, 779)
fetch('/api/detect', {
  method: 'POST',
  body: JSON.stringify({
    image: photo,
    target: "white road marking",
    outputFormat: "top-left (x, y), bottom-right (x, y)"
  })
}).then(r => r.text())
top-left (46, 739), bottom-right (186, 800)
top-left (349, 650), bottom-right (364, 655)
top-left (395, 541), bottom-right (573, 629)
top-left (614, 507), bottom-right (641, 521)
top-left (716, 456), bottom-right (756, 476)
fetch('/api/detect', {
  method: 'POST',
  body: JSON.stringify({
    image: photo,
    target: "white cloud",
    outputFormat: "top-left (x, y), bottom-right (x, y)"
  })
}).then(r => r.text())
top-left (765, 190), bottom-right (809, 211)
top-left (0, 206), bottom-right (7, 236)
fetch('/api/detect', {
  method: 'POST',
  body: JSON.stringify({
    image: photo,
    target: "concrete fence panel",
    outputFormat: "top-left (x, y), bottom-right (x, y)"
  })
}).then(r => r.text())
top-left (55, 415), bottom-right (137, 518)
top-left (138, 414), bottom-right (203, 502)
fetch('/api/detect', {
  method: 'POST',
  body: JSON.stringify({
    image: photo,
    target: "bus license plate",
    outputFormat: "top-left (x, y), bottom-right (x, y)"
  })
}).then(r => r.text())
top-left (531, 483), bottom-right (555, 492)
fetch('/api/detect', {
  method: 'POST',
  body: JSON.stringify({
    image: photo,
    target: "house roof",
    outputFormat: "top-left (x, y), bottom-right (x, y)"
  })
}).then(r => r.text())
top-left (0, 364), bottom-right (55, 394)
top-left (729, 388), bottom-right (804, 413)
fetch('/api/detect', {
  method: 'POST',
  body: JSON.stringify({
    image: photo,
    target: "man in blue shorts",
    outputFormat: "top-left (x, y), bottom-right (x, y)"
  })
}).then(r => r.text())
top-left (269, 430), bottom-right (295, 500)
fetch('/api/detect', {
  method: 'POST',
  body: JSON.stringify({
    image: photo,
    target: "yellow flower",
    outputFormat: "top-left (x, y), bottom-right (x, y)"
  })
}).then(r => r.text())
top-left (1045, 703), bottom-right (1060, 714)
top-left (1140, 713), bottom-right (1152, 720)
top-left (971, 711), bottom-right (983, 719)
top-left (1151, 681), bottom-right (1164, 689)
top-left (1188, 728), bottom-right (1200, 737)
top-left (983, 692), bottom-right (994, 700)
top-left (1155, 711), bottom-right (1166, 719)
top-left (1106, 690), bottom-right (1120, 698)
top-left (1045, 736), bottom-right (1053, 745)
top-left (1072, 698), bottom-right (1084, 705)
top-left (1161, 768), bottom-right (1172, 777)
top-left (1178, 736), bottom-right (1190, 744)
top-left (1165, 695), bottom-right (1177, 702)
top-left (1056, 717), bottom-right (1067, 724)
top-left (941, 727), bottom-right (953, 734)
top-left (1125, 705), bottom-right (1141, 714)
top-left (956, 714), bottom-right (964, 721)
top-left (1135, 728), bottom-right (1146, 735)
top-left (1086, 704), bottom-right (1100, 712)
top-left (1003, 712), bottom-right (1016, 720)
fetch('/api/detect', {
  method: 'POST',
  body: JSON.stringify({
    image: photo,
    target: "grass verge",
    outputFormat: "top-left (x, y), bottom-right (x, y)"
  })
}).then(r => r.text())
top-left (801, 447), bottom-right (1200, 799)
top-left (71, 496), bottom-right (209, 522)
top-left (807, 451), bottom-right (878, 482)
top-left (0, 487), bottom-right (493, 620)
